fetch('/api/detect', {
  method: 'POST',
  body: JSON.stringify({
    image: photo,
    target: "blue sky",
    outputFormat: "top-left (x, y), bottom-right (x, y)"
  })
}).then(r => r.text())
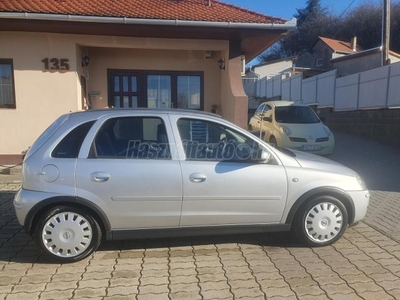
top-left (221, 0), bottom-right (396, 20)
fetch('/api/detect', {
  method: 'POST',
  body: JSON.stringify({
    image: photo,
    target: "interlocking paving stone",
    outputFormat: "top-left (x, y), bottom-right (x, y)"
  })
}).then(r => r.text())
top-left (136, 293), bottom-right (169, 300)
top-left (73, 287), bottom-right (107, 298)
top-left (169, 291), bottom-right (202, 300)
top-left (106, 285), bottom-right (138, 296)
top-left (6, 292), bottom-right (40, 300)
top-left (138, 284), bottom-right (169, 294)
top-left (200, 289), bottom-right (232, 300)
top-left (39, 289), bottom-right (73, 300)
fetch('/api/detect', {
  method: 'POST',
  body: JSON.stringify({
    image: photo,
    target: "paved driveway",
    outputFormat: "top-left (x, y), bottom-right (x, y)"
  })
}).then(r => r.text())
top-left (1, 131), bottom-right (400, 300)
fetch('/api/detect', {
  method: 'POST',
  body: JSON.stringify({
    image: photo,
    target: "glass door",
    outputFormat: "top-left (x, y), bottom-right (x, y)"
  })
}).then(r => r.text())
top-left (147, 75), bottom-right (171, 109)
top-left (177, 76), bottom-right (201, 109)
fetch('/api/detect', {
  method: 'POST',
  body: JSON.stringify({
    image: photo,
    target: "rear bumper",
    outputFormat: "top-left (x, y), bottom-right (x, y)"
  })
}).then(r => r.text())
top-left (13, 188), bottom-right (62, 228)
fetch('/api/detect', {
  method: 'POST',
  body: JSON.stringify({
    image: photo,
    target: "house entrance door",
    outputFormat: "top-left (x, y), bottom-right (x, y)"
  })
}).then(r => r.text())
top-left (108, 70), bottom-right (203, 110)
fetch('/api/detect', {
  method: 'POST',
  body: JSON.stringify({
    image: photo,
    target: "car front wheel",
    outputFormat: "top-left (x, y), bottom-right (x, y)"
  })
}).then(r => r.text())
top-left (293, 196), bottom-right (348, 247)
top-left (35, 206), bottom-right (102, 262)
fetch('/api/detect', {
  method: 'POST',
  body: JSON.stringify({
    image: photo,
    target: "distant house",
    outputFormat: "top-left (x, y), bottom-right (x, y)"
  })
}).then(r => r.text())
top-left (243, 36), bottom-right (362, 92)
top-left (331, 47), bottom-right (400, 77)
top-left (296, 36), bottom-right (361, 71)
top-left (243, 56), bottom-right (297, 99)
top-left (0, 0), bottom-right (296, 164)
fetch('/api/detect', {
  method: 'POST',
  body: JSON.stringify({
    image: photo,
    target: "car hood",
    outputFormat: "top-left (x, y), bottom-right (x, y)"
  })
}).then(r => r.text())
top-left (279, 122), bottom-right (328, 139)
top-left (293, 150), bottom-right (357, 177)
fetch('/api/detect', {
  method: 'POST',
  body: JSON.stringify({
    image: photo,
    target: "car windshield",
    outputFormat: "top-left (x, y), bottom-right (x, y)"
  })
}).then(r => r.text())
top-left (275, 106), bottom-right (320, 124)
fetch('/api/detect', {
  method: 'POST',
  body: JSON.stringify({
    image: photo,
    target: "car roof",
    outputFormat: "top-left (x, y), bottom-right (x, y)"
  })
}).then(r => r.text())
top-left (262, 100), bottom-right (307, 107)
top-left (66, 108), bottom-right (222, 120)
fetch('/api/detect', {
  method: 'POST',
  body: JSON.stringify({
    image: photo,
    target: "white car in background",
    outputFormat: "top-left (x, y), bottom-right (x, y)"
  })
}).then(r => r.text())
top-left (249, 101), bottom-right (334, 155)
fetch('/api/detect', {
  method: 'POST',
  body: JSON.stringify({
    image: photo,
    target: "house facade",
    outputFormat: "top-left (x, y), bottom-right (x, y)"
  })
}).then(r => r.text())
top-left (331, 47), bottom-right (400, 77)
top-left (0, 0), bottom-right (296, 164)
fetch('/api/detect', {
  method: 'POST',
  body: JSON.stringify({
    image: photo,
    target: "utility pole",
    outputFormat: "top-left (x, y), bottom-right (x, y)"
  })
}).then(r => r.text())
top-left (382, 0), bottom-right (391, 66)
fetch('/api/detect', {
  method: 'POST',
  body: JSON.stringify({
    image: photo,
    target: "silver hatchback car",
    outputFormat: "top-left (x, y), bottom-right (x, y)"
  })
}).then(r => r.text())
top-left (14, 109), bottom-right (369, 262)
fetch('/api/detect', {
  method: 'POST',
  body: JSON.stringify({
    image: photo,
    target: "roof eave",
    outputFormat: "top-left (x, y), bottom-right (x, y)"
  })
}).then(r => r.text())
top-left (0, 12), bottom-right (297, 30)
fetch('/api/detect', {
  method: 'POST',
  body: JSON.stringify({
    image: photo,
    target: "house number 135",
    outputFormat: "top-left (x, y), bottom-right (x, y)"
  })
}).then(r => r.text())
top-left (42, 58), bottom-right (70, 71)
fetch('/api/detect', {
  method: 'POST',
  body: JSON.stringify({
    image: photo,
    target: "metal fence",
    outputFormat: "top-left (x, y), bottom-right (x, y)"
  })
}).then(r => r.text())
top-left (252, 61), bottom-right (400, 110)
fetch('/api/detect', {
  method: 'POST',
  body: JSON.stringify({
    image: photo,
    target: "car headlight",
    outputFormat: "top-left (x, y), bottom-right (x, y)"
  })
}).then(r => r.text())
top-left (323, 125), bottom-right (332, 137)
top-left (279, 126), bottom-right (291, 136)
top-left (357, 175), bottom-right (367, 190)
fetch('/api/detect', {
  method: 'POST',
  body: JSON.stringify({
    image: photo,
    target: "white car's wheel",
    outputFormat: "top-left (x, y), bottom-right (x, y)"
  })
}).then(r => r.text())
top-left (294, 196), bottom-right (348, 247)
top-left (35, 206), bottom-right (102, 262)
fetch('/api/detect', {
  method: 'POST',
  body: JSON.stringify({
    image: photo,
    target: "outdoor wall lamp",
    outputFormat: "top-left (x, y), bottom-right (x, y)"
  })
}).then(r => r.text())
top-left (82, 55), bottom-right (90, 67)
top-left (218, 58), bottom-right (225, 70)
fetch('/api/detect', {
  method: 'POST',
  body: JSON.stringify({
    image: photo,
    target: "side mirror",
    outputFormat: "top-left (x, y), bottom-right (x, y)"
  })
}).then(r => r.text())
top-left (320, 116), bottom-right (326, 122)
top-left (262, 116), bottom-right (272, 122)
top-left (259, 149), bottom-right (271, 162)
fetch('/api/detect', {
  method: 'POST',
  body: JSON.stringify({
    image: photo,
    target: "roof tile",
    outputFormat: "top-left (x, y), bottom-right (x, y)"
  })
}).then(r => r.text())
top-left (0, 0), bottom-right (286, 24)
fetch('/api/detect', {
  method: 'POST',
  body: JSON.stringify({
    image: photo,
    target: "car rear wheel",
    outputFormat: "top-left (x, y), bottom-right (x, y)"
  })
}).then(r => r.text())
top-left (293, 196), bottom-right (348, 247)
top-left (35, 206), bottom-right (102, 263)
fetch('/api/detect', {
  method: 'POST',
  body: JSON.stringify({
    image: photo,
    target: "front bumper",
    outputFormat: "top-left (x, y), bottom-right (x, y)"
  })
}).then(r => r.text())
top-left (279, 136), bottom-right (334, 155)
top-left (347, 190), bottom-right (370, 224)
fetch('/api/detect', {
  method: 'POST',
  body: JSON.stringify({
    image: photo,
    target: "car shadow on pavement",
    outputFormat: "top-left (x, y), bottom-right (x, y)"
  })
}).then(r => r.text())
top-left (330, 131), bottom-right (400, 192)
top-left (0, 232), bottom-right (304, 264)
top-left (98, 231), bottom-right (304, 252)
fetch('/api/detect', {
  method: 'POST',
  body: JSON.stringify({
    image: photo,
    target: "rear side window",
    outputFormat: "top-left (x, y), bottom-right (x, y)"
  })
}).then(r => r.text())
top-left (52, 121), bottom-right (95, 158)
top-left (25, 114), bottom-right (69, 161)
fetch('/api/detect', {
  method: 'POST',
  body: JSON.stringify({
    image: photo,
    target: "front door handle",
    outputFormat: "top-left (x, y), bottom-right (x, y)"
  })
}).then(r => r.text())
top-left (90, 172), bottom-right (110, 183)
top-left (189, 173), bottom-right (207, 183)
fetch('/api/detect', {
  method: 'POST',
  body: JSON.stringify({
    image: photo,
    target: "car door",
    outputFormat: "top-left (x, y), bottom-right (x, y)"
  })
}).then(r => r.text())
top-left (260, 104), bottom-right (274, 141)
top-left (170, 115), bottom-right (288, 227)
top-left (249, 103), bottom-right (265, 131)
top-left (75, 113), bottom-right (183, 230)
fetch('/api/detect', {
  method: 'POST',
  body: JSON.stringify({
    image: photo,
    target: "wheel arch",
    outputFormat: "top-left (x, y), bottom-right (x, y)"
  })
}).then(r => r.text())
top-left (285, 187), bottom-right (355, 226)
top-left (25, 196), bottom-right (112, 240)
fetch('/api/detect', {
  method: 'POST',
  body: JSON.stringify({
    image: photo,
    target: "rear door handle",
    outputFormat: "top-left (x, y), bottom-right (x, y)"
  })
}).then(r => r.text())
top-left (189, 173), bottom-right (207, 183)
top-left (90, 172), bottom-right (110, 183)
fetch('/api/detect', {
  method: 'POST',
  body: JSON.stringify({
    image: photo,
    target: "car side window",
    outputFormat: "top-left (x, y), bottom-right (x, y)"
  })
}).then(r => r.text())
top-left (177, 118), bottom-right (264, 162)
top-left (52, 121), bottom-right (95, 158)
top-left (90, 117), bottom-right (171, 159)
top-left (255, 104), bottom-right (265, 117)
top-left (262, 105), bottom-right (273, 119)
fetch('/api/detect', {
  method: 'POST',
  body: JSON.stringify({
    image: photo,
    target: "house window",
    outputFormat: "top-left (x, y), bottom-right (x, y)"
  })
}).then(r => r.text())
top-left (315, 58), bottom-right (323, 67)
top-left (0, 59), bottom-right (16, 108)
top-left (108, 71), bottom-right (203, 110)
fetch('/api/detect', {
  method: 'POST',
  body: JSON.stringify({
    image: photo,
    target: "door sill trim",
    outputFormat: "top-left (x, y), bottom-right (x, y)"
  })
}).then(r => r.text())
top-left (111, 223), bottom-right (291, 240)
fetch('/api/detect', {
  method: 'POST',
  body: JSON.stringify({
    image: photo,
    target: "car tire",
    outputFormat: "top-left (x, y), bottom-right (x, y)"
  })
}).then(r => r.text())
top-left (269, 136), bottom-right (277, 147)
top-left (35, 206), bottom-right (102, 263)
top-left (293, 195), bottom-right (348, 247)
